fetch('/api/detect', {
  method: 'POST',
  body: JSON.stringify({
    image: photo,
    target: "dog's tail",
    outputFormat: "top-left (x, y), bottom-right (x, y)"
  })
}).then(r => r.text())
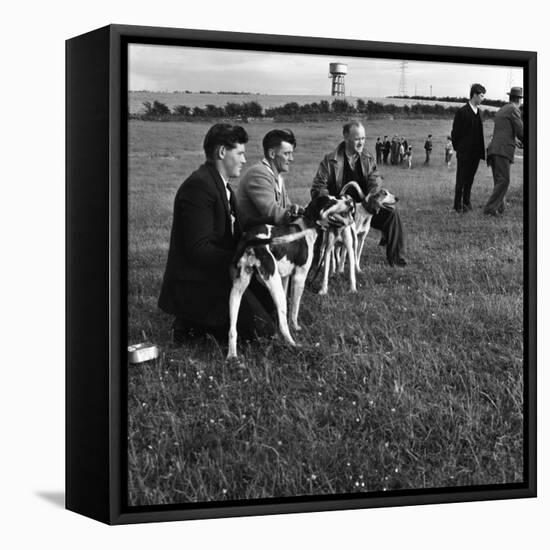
top-left (270, 229), bottom-right (314, 246)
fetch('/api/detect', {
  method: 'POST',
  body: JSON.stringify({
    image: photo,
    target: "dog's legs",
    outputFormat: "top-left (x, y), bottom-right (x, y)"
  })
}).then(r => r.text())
top-left (337, 244), bottom-right (347, 273)
top-left (281, 275), bottom-right (289, 296)
top-left (261, 273), bottom-right (296, 346)
top-left (227, 266), bottom-right (252, 359)
top-left (343, 227), bottom-right (357, 292)
top-left (356, 232), bottom-right (368, 272)
top-left (319, 232), bottom-right (335, 295)
top-left (289, 270), bottom-right (307, 332)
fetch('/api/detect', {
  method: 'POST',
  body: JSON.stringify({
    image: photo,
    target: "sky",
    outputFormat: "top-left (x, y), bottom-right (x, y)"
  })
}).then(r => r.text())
top-left (129, 44), bottom-right (524, 100)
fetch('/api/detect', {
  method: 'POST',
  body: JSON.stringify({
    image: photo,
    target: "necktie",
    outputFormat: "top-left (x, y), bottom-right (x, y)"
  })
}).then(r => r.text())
top-left (226, 183), bottom-right (236, 235)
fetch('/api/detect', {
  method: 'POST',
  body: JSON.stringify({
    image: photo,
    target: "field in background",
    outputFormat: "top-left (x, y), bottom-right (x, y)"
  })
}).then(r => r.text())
top-left (127, 118), bottom-right (524, 506)
top-left (128, 91), bottom-right (499, 114)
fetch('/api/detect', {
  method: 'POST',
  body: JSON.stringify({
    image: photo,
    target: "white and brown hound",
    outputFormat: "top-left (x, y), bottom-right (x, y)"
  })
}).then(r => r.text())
top-left (338, 181), bottom-right (398, 273)
top-left (227, 195), bottom-right (355, 359)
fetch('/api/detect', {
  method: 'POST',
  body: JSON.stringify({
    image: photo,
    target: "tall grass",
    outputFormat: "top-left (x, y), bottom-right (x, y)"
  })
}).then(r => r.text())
top-left (127, 119), bottom-right (523, 506)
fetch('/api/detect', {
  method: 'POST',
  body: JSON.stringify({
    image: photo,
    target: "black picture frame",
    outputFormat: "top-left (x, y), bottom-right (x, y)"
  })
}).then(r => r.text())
top-left (66, 23), bottom-right (537, 525)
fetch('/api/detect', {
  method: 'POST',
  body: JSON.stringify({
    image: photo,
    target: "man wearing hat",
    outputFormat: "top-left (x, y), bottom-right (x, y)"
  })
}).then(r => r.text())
top-left (483, 86), bottom-right (524, 216)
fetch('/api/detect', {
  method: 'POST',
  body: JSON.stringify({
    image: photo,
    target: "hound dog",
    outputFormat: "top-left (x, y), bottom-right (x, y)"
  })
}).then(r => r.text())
top-left (227, 195), bottom-right (355, 359)
top-left (337, 181), bottom-right (398, 273)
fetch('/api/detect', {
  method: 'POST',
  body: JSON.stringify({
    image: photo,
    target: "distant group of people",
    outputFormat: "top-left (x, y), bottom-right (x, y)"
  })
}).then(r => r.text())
top-left (375, 136), bottom-right (413, 168)
top-left (157, 83), bottom-right (524, 345)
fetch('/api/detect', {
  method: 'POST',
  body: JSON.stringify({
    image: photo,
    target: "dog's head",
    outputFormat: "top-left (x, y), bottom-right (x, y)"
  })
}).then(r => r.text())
top-left (305, 195), bottom-right (355, 229)
top-left (364, 188), bottom-right (398, 214)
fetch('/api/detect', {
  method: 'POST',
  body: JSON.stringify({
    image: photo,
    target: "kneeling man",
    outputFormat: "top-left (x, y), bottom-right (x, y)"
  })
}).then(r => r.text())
top-left (311, 121), bottom-right (407, 266)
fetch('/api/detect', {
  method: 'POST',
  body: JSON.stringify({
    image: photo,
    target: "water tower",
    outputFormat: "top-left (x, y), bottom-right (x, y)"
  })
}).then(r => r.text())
top-left (329, 63), bottom-right (347, 96)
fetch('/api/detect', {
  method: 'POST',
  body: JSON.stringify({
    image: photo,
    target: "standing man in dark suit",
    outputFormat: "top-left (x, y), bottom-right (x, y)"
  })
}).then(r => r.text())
top-left (484, 87), bottom-right (524, 216)
top-left (451, 83), bottom-right (487, 213)
top-left (158, 123), bottom-right (275, 343)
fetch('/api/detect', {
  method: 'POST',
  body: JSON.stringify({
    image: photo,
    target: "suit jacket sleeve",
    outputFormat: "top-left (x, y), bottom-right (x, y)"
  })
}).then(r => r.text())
top-left (311, 154), bottom-right (331, 198)
top-left (179, 178), bottom-right (234, 269)
top-left (511, 106), bottom-right (524, 142)
top-left (242, 167), bottom-right (290, 224)
top-left (451, 108), bottom-right (464, 151)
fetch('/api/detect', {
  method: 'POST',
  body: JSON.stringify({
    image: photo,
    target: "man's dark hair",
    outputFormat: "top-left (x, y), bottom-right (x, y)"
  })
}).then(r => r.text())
top-left (262, 129), bottom-right (297, 157)
top-left (342, 120), bottom-right (364, 136)
top-left (203, 123), bottom-right (248, 160)
top-left (470, 83), bottom-right (487, 98)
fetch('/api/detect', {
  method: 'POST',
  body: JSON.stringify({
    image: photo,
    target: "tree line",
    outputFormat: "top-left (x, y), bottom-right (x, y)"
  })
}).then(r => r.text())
top-left (388, 95), bottom-right (506, 108)
top-left (132, 98), bottom-right (497, 120)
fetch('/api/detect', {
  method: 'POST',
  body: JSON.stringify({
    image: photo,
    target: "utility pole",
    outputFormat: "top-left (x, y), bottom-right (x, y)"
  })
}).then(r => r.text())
top-left (398, 61), bottom-right (408, 96)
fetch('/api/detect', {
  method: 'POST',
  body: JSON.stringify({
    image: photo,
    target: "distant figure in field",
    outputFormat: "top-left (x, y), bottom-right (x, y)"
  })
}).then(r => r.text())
top-left (451, 83), bottom-right (486, 213)
top-left (375, 137), bottom-right (383, 165)
top-left (484, 87), bottom-right (524, 217)
top-left (404, 145), bottom-right (413, 168)
top-left (445, 136), bottom-right (454, 167)
top-left (390, 135), bottom-right (399, 165)
top-left (311, 121), bottom-right (407, 267)
top-left (423, 134), bottom-right (433, 164)
top-left (383, 135), bottom-right (391, 164)
top-left (398, 140), bottom-right (405, 164)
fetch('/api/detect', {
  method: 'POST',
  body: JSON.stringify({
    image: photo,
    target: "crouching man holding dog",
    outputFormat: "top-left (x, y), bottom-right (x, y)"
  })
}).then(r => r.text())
top-left (158, 123), bottom-right (276, 344)
top-left (237, 129), bottom-right (303, 229)
top-left (311, 121), bottom-right (407, 267)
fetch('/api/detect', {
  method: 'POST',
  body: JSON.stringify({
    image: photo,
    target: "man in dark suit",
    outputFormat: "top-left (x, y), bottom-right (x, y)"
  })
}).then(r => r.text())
top-left (451, 83), bottom-right (486, 213)
top-left (484, 87), bottom-right (524, 216)
top-left (158, 123), bottom-right (275, 343)
top-left (311, 121), bottom-right (407, 267)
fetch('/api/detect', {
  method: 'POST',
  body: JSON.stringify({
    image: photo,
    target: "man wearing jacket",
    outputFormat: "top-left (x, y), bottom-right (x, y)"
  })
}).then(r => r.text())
top-left (451, 83), bottom-right (486, 213)
top-left (237, 128), bottom-right (302, 229)
top-left (484, 87), bottom-right (524, 216)
top-left (311, 121), bottom-right (407, 267)
top-left (158, 123), bottom-right (275, 343)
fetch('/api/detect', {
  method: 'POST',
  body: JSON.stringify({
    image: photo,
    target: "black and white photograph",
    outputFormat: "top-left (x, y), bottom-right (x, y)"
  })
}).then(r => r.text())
top-left (126, 41), bottom-right (530, 507)
top-left (6, 0), bottom-right (549, 546)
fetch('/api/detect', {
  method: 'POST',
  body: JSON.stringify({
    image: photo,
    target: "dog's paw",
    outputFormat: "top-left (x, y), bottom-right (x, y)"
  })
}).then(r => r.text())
top-left (292, 324), bottom-right (302, 332)
top-left (225, 355), bottom-right (246, 369)
top-left (318, 288), bottom-right (328, 296)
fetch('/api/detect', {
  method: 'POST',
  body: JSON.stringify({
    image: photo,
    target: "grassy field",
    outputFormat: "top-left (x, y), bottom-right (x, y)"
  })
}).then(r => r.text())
top-left (127, 118), bottom-right (524, 506)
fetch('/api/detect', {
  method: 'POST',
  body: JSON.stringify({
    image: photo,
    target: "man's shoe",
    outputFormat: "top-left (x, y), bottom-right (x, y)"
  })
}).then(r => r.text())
top-left (378, 236), bottom-right (387, 246)
top-left (395, 257), bottom-right (407, 267)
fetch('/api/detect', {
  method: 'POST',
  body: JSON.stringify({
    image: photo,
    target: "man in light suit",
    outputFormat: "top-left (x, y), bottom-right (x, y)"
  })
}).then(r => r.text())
top-left (484, 87), bottom-right (524, 216)
top-left (237, 129), bottom-right (302, 229)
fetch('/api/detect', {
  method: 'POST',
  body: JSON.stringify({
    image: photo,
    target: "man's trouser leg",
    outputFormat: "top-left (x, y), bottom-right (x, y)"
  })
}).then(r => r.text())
top-left (484, 155), bottom-right (511, 215)
top-left (370, 207), bottom-right (405, 265)
top-left (462, 157), bottom-right (480, 211)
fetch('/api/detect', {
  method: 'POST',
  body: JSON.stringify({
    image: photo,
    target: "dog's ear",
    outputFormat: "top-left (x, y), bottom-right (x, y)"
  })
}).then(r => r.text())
top-left (365, 193), bottom-right (381, 214)
top-left (305, 196), bottom-right (330, 221)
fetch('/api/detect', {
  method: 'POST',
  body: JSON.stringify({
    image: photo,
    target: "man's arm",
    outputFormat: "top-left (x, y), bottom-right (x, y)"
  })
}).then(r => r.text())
top-left (242, 168), bottom-right (291, 225)
top-left (511, 105), bottom-right (524, 142)
top-left (451, 108), bottom-right (463, 151)
top-left (311, 154), bottom-right (331, 198)
top-left (179, 179), bottom-right (234, 268)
